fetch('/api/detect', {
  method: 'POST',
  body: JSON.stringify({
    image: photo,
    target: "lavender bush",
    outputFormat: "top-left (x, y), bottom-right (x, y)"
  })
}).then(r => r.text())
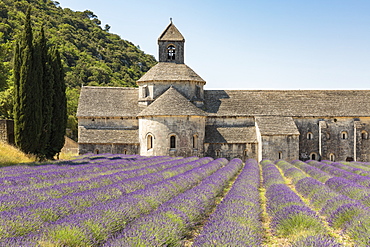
top-left (104, 159), bottom-right (243, 246)
top-left (262, 161), bottom-right (325, 239)
top-left (192, 159), bottom-right (262, 246)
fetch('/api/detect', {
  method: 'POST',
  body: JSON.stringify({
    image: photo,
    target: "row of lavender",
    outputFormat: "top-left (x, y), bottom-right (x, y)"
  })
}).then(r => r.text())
top-left (274, 159), bottom-right (370, 246)
top-left (0, 154), bottom-right (209, 242)
top-left (1, 154), bottom-right (370, 246)
top-left (0, 154), bottom-right (247, 246)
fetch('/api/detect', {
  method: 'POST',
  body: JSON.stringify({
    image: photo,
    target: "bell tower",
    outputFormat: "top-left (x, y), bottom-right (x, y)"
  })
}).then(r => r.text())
top-left (158, 19), bottom-right (185, 64)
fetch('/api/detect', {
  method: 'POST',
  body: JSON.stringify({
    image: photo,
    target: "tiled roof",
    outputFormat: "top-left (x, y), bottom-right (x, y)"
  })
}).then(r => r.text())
top-left (76, 87), bottom-right (144, 117)
top-left (158, 22), bottom-right (185, 42)
top-left (137, 87), bottom-right (206, 117)
top-left (204, 90), bottom-right (370, 117)
top-left (77, 87), bottom-right (370, 118)
top-left (137, 62), bottom-right (205, 83)
top-left (79, 127), bottom-right (139, 144)
top-left (255, 116), bottom-right (300, 135)
top-left (205, 126), bottom-right (257, 143)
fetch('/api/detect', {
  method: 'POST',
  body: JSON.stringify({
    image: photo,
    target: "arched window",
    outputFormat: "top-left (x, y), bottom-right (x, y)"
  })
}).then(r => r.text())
top-left (147, 134), bottom-right (153, 150)
top-left (307, 132), bottom-right (313, 140)
top-left (167, 45), bottom-right (176, 60)
top-left (341, 131), bottom-right (348, 140)
top-left (95, 149), bottom-right (99, 154)
top-left (243, 149), bottom-right (249, 157)
top-left (123, 149), bottom-right (127, 155)
top-left (329, 153), bottom-right (335, 162)
top-left (310, 152), bottom-right (317, 160)
top-left (170, 135), bottom-right (176, 149)
top-left (192, 135), bottom-right (198, 149)
top-left (278, 152), bottom-right (283, 160)
top-left (215, 149), bottom-right (221, 158)
top-left (362, 131), bottom-right (368, 140)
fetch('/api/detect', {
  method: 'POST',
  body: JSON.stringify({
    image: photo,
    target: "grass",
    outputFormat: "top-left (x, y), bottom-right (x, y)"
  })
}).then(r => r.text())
top-left (0, 141), bottom-right (36, 166)
top-left (0, 141), bottom-right (78, 167)
top-left (58, 151), bottom-right (78, 160)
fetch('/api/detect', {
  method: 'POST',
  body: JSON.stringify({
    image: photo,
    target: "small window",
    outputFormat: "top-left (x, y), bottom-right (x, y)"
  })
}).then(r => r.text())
top-left (167, 45), bottom-right (176, 60)
top-left (310, 153), bottom-right (317, 160)
top-left (362, 131), bottom-right (368, 140)
top-left (278, 152), bottom-right (283, 160)
top-left (243, 149), bottom-right (249, 157)
top-left (123, 149), bottom-right (127, 155)
top-left (147, 135), bottom-right (153, 150)
top-left (95, 149), bottom-right (99, 154)
top-left (195, 85), bottom-right (201, 99)
top-left (329, 153), bottom-right (335, 162)
top-left (215, 149), bottom-right (221, 158)
top-left (307, 132), bottom-right (313, 140)
top-left (142, 85), bottom-right (148, 98)
top-left (170, 135), bottom-right (176, 149)
top-left (192, 135), bottom-right (198, 149)
top-left (341, 131), bottom-right (348, 140)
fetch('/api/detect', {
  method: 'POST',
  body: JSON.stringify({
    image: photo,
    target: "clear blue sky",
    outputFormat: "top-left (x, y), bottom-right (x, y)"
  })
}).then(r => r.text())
top-left (58, 0), bottom-right (370, 89)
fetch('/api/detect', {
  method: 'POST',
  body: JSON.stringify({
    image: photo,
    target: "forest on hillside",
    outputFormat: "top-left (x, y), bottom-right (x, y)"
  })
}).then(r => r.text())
top-left (0, 0), bottom-right (157, 139)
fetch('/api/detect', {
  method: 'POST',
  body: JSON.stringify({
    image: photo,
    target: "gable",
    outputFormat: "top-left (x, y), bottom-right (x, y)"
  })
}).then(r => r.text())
top-left (137, 87), bottom-right (206, 117)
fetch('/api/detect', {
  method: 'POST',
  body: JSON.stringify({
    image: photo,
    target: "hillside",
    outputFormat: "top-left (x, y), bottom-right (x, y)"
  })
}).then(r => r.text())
top-left (0, 0), bottom-right (157, 138)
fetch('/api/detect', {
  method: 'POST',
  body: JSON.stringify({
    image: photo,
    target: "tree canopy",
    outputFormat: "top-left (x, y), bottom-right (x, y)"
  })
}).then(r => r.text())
top-left (0, 0), bottom-right (157, 140)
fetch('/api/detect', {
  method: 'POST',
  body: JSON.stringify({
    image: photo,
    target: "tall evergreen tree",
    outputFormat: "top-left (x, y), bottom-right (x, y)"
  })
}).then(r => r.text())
top-left (37, 26), bottom-right (54, 157)
top-left (47, 47), bottom-right (66, 159)
top-left (13, 7), bottom-right (42, 155)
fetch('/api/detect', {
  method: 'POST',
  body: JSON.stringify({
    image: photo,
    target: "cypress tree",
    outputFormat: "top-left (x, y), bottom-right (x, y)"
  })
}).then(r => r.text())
top-left (13, 7), bottom-right (42, 155)
top-left (13, 7), bottom-right (66, 159)
top-left (47, 48), bottom-right (66, 159)
top-left (37, 26), bottom-right (54, 157)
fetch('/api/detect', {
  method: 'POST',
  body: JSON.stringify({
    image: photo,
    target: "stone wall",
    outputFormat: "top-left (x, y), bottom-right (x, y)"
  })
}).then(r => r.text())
top-left (79, 143), bottom-right (139, 155)
top-left (294, 118), bottom-right (320, 160)
top-left (356, 117), bottom-right (370, 162)
top-left (139, 115), bottom-right (205, 157)
top-left (158, 41), bottom-right (184, 63)
top-left (261, 135), bottom-right (299, 161)
top-left (294, 117), bottom-right (370, 162)
top-left (0, 120), bottom-right (14, 145)
top-left (204, 143), bottom-right (258, 161)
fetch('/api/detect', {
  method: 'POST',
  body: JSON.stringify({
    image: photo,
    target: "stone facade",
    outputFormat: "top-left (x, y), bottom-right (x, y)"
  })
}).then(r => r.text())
top-left (77, 22), bottom-right (370, 162)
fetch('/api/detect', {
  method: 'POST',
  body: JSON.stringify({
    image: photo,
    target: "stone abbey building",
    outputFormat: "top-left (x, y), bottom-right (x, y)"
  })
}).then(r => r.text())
top-left (77, 22), bottom-right (370, 162)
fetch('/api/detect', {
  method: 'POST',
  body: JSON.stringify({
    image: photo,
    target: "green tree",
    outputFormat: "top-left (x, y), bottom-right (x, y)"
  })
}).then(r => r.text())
top-left (37, 26), bottom-right (54, 157)
top-left (47, 47), bottom-right (66, 159)
top-left (0, 45), bottom-right (9, 91)
top-left (13, 7), bottom-right (42, 155)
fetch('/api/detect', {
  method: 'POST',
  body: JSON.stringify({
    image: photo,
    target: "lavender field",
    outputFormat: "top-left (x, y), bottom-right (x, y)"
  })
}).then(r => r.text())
top-left (1, 154), bottom-right (370, 246)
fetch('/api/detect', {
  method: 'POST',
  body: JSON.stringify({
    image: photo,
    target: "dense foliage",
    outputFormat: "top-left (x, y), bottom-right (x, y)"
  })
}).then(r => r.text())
top-left (1, 155), bottom-right (370, 246)
top-left (13, 7), bottom-right (66, 158)
top-left (0, 0), bottom-right (157, 138)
